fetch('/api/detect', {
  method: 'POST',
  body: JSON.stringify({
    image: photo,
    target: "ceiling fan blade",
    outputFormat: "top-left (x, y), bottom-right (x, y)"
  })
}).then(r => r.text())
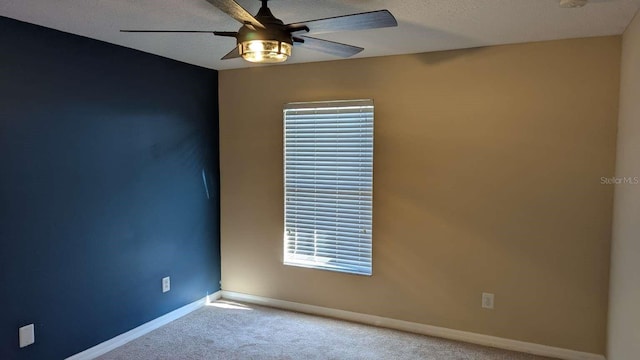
top-left (221, 46), bottom-right (241, 60)
top-left (296, 36), bottom-right (363, 58)
top-left (286, 10), bottom-right (397, 35)
top-left (214, 31), bottom-right (238, 37)
top-left (120, 30), bottom-right (219, 33)
top-left (120, 30), bottom-right (237, 38)
top-left (205, 0), bottom-right (265, 29)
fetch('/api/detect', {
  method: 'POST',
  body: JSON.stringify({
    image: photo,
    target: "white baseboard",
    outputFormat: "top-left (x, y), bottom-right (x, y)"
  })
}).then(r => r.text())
top-left (221, 291), bottom-right (605, 360)
top-left (66, 291), bottom-right (222, 360)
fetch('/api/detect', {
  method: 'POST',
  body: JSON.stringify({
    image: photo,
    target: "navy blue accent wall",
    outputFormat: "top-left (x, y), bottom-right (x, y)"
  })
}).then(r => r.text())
top-left (0, 16), bottom-right (220, 359)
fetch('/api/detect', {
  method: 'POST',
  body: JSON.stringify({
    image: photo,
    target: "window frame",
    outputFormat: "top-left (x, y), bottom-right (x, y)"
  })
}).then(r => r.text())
top-left (283, 99), bottom-right (374, 276)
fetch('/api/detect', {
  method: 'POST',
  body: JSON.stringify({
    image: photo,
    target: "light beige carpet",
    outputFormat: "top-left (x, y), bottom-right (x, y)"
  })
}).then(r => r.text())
top-left (97, 300), bottom-right (558, 360)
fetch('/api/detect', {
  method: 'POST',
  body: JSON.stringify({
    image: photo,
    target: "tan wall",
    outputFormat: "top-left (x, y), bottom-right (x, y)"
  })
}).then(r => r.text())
top-left (608, 11), bottom-right (640, 360)
top-left (219, 37), bottom-right (620, 354)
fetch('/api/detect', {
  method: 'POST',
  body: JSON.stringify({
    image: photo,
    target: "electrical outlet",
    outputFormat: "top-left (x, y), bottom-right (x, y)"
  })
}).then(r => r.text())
top-left (482, 293), bottom-right (495, 309)
top-left (162, 277), bottom-right (170, 293)
top-left (19, 324), bottom-right (35, 348)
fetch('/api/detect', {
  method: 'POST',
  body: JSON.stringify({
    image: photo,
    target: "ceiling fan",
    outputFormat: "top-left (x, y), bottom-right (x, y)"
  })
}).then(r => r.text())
top-left (121, 0), bottom-right (398, 64)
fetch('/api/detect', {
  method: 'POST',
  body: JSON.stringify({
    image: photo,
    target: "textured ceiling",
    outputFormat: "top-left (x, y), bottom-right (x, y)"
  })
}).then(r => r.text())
top-left (1, 0), bottom-right (639, 70)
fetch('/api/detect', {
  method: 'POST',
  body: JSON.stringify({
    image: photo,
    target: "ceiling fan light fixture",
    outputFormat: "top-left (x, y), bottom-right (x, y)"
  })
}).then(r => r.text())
top-left (240, 40), bottom-right (292, 63)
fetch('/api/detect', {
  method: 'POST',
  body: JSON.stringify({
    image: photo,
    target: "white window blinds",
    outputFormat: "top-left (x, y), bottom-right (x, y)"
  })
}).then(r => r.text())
top-left (283, 100), bottom-right (373, 276)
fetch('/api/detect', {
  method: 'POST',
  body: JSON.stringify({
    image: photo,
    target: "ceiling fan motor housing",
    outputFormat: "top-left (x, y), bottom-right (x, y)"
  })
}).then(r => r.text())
top-left (236, 3), bottom-right (292, 45)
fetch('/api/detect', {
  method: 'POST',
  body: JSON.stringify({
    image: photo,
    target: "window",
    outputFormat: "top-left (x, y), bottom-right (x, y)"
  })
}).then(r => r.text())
top-left (283, 100), bottom-right (374, 276)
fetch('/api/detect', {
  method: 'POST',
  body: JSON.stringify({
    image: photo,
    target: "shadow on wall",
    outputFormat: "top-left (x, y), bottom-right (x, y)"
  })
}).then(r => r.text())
top-left (412, 46), bottom-right (489, 65)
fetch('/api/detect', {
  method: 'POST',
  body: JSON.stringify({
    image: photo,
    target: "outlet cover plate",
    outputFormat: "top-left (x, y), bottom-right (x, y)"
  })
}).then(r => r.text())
top-left (19, 324), bottom-right (35, 348)
top-left (162, 277), bottom-right (170, 293)
top-left (482, 292), bottom-right (495, 309)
